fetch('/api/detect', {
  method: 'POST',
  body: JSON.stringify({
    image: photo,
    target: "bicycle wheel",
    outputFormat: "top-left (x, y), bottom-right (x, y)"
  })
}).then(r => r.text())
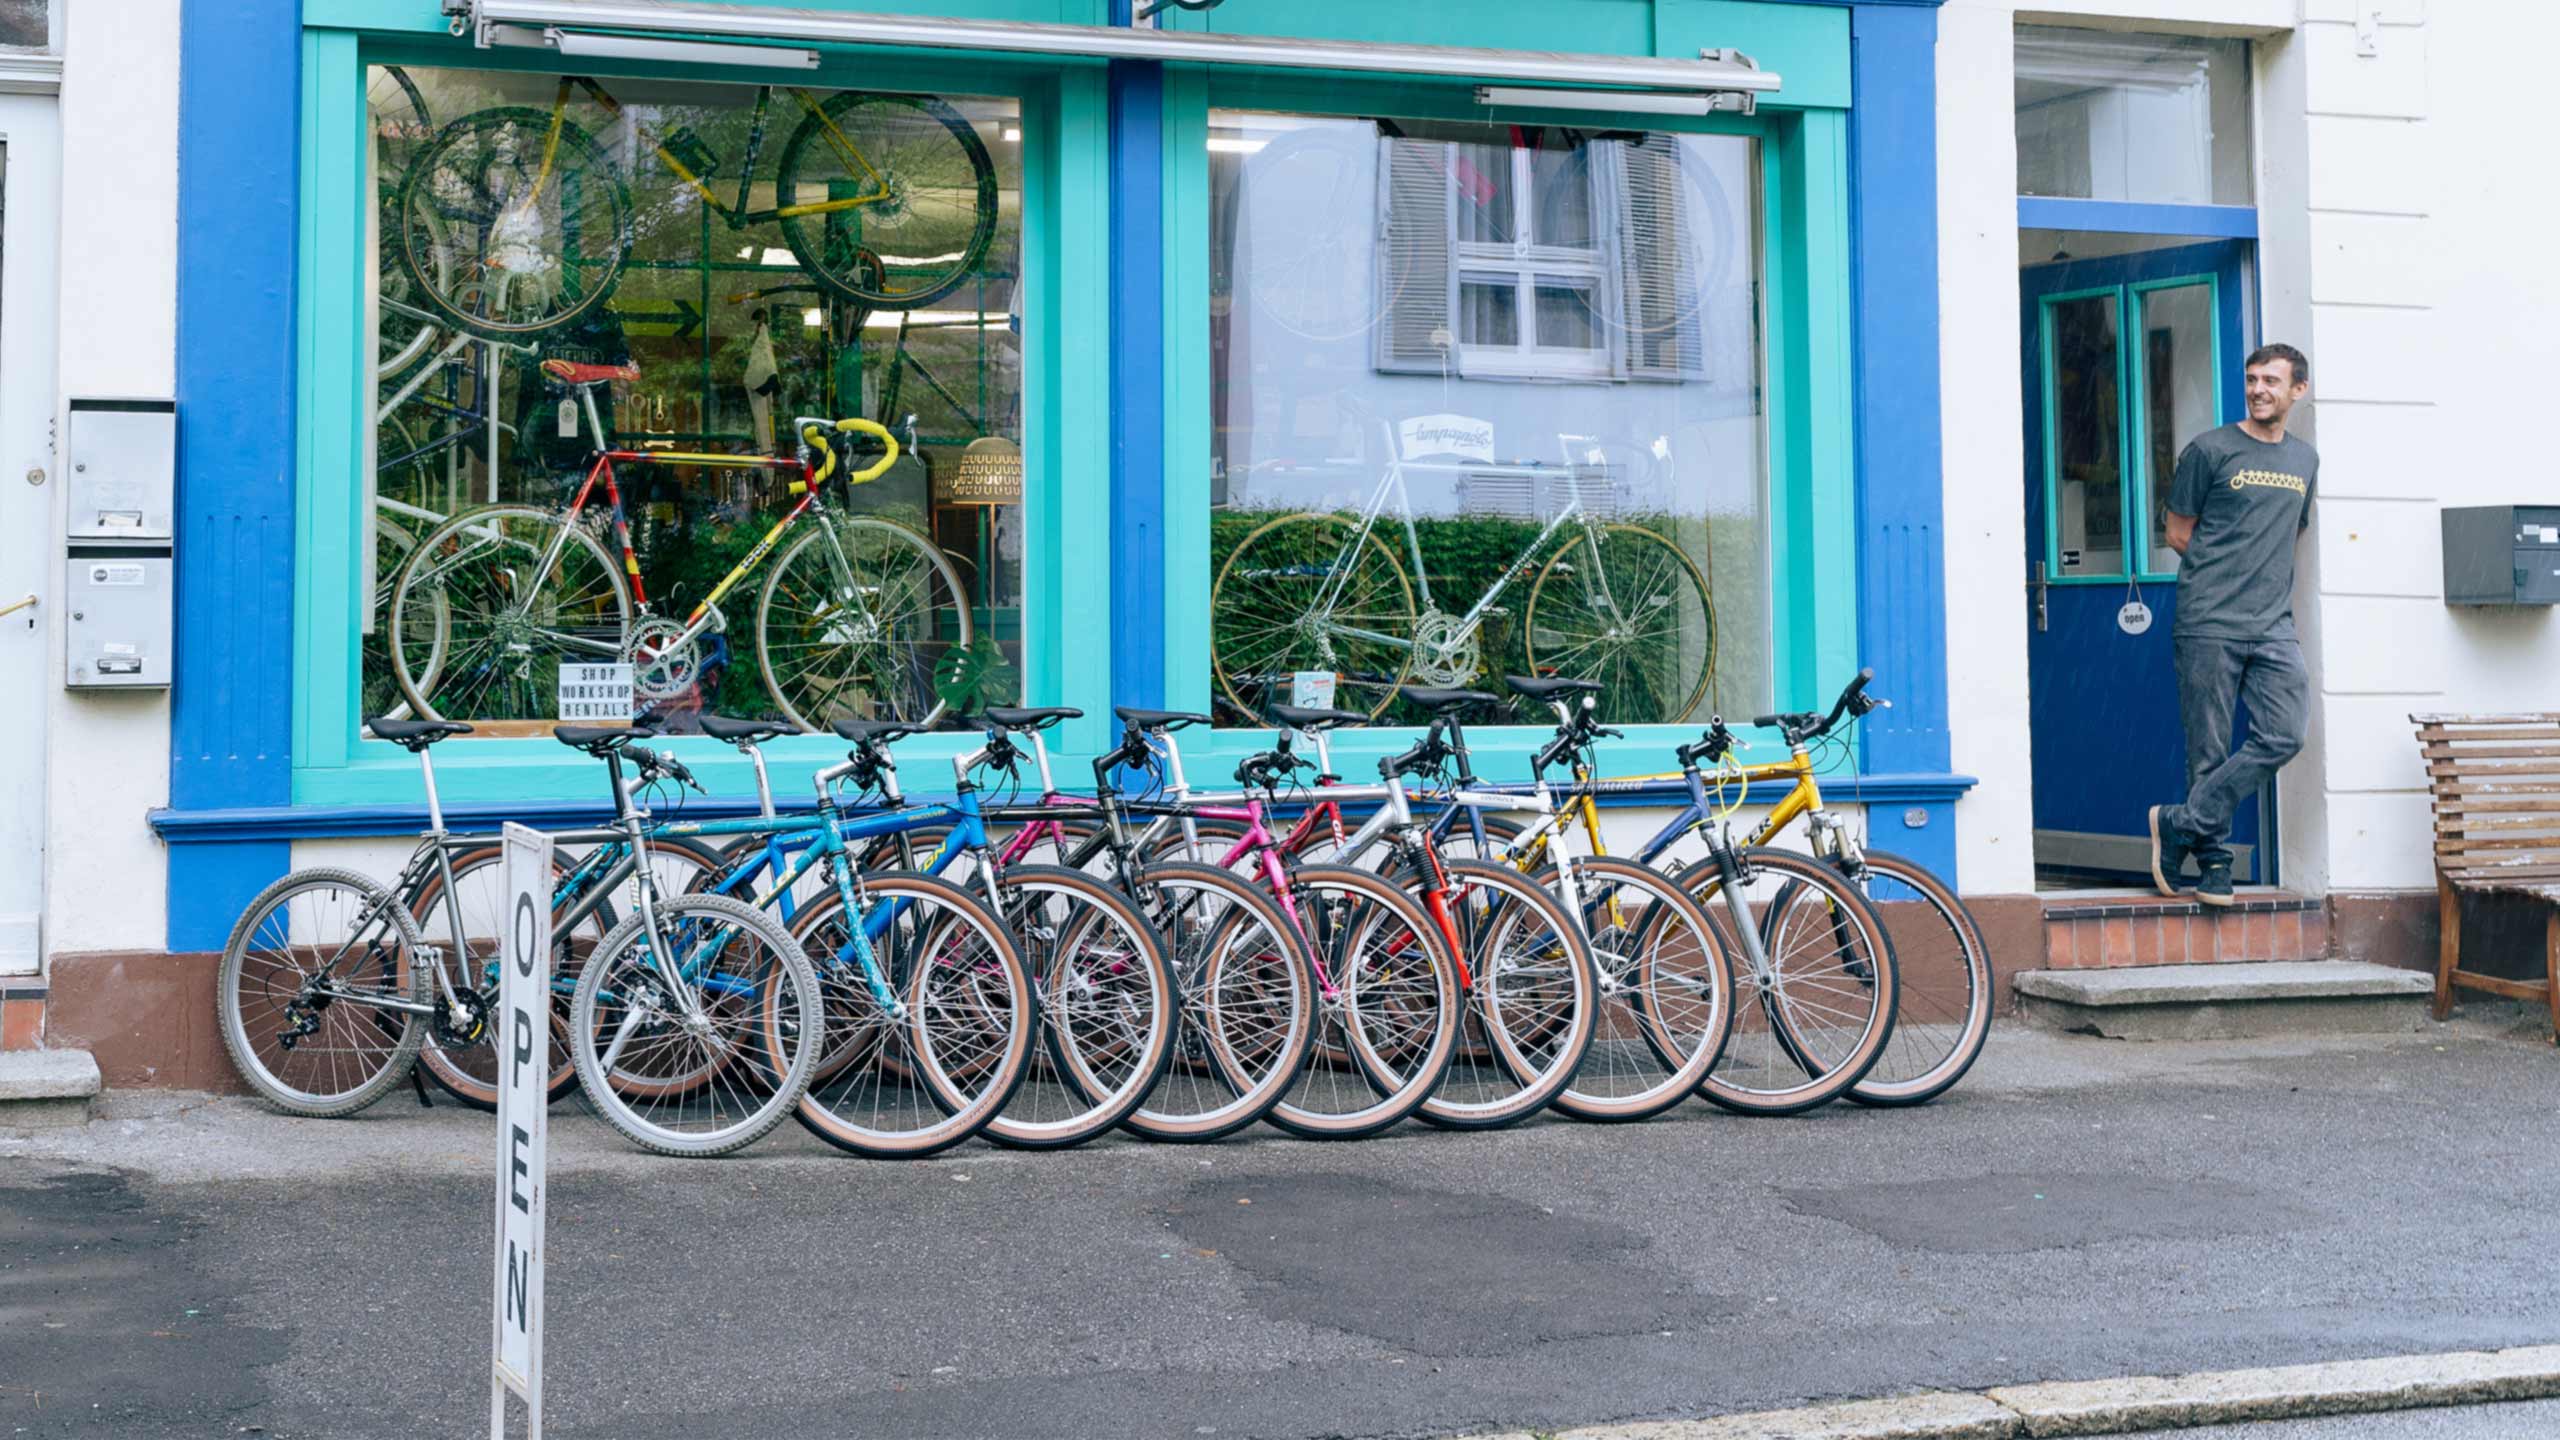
top-left (1266, 865), bottom-right (1462, 1140)
top-left (976, 866), bottom-right (1177, 1150)
top-left (389, 504), bottom-right (633, 723)
top-left (1547, 856), bottom-right (1732, 1122)
top-left (569, 893), bottom-right (820, 1157)
top-left (1829, 849), bottom-right (1992, 1107)
top-left (216, 867), bottom-right (432, 1118)
top-left (371, 65), bottom-right (443, 379)
top-left (406, 843), bottom-right (593, 1109)
top-left (397, 104), bottom-right (631, 338)
top-left (758, 513), bottom-right (971, 732)
top-left (1524, 522), bottom-right (1715, 725)
top-left (364, 514), bottom-right (436, 725)
top-left (1120, 862), bottom-right (1316, 1143)
top-left (774, 91), bottom-right (999, 310)
top-left (1211, 513), bottom-right (1416, 724)
top-left (1680, 846), bottom-right (1898, 1116)
top-left (1416, 860), bottom-right (1597, 1130)
top-left (784, 872), bottom-right (1035, 1159)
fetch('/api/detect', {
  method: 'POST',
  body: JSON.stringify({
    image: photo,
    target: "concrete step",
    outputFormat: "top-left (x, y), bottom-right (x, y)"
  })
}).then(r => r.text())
top-left (2039, 888), bottom-right (2330, 969)
top-left (0, 1049), bottom-right (103, 1129)
top-left (2015, 960), bottom-right (2432, 1040)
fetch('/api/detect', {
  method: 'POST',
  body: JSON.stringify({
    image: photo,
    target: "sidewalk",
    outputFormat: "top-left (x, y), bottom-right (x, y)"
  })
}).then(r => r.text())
top-left (3, 1012), bottom-right (2555, 1439)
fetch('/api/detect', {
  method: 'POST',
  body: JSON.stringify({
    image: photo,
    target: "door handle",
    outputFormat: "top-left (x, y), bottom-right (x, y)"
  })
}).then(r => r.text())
top-left (2029, 562), bottom-right (2048, 633)
top-left (0, 593), bottom-right (36, 621)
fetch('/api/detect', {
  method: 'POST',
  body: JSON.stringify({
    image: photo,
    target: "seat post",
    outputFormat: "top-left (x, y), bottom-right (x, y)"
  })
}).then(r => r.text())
top-left (418, 747), bottom-right (447, 834)
top-left (746, 743), bottom-right (775, 819)
top-left (1156, 727), bottom-right (1194, 798)
top-left (1028, 731), bottom-right (1059, 795)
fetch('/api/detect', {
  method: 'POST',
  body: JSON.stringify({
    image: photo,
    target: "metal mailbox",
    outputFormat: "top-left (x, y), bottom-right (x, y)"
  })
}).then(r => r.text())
top-left (64, 551), bottom-right (173, 688)
top-left (65, 398), bottom-right (176, 541)
top-left (2443, 505), bottom-right (2560, 606)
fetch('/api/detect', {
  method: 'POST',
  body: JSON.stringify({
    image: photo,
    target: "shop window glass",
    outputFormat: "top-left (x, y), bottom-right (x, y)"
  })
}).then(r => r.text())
top-left (363, 66), bottom-right (1021, 737)
top-left (0, 1), bottom-right (44, 49)
top-left (2015, 26), bottom-right (2252, 207)
top-left (1207, 111), bottom-right (1766, 728)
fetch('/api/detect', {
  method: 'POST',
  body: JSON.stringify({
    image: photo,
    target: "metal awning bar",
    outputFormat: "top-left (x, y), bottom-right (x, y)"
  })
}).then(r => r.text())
top-left (459, 0), bottom-right (1780, 103)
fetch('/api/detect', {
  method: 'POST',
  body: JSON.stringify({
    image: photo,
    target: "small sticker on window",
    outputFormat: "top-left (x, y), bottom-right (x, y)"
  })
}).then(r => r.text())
top-left (87, 563), bottom-right (146, 586)
top-left (2060, 548), bottom-right (2083, 569)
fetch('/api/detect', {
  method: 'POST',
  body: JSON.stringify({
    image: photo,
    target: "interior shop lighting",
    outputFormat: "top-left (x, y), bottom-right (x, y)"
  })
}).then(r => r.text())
top-left (544, 28), bottom-right (820, 70)
top-left (1475, 85), bottom-right (1728, 116)
top-left (1207, 136), bottom-right (1268, 155)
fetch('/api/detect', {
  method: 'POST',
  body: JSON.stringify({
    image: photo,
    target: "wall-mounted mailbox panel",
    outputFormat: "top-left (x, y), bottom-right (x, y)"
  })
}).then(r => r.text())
top-left (2444, 505), bottom-right (2560, 606)
top-left (65, 398), bottom-right (177, 542)
top-left (65, 551), bottom-right (173, 688)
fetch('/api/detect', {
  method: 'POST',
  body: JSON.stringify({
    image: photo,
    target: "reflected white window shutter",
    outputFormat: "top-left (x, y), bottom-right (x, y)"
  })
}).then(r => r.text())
top-left (1612, 135), bottom-right (1707, 382)
top-left (1373, 135), bottom-right (1457, 375)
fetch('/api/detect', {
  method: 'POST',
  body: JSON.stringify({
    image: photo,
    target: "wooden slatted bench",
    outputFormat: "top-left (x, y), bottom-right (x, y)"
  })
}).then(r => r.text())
top-left (2414, 711), bottom-right (2560, 1042)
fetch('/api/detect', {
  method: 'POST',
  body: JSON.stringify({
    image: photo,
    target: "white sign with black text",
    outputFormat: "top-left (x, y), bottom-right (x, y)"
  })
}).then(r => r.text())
top-left (559, 662), bottom-right (633, 723)
top-left (491, 823), bottom-right (551, 1439)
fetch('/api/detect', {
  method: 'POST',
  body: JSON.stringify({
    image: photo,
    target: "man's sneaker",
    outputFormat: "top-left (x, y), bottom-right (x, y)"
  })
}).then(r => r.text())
top-left (2196, 860), bottom-right (2235, 907)
top-left (2148, 805), bottom-right (2195, 898)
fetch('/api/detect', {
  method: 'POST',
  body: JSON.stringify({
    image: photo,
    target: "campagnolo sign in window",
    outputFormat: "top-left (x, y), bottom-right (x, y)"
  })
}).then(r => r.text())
top-left (364, 64), bottom-right (1023, 736)
top-left (1205, 110), bottom-right (1769, 728)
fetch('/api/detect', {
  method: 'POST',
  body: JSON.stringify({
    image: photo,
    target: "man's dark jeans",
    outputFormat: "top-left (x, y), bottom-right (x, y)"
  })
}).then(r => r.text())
top-left (2164, 635), bottom-right (2308, 871)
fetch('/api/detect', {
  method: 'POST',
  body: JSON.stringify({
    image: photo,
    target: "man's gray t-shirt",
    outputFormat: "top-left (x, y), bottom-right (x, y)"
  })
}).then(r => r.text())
top-left (2166, 423), bottom-right (2317, 641)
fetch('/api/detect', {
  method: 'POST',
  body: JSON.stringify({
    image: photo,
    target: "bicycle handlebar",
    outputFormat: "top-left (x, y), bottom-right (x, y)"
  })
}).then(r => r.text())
top-left (1750, 668), bottom-right (1888, 745)
top-left (797, 416), bottom-right (901, 489)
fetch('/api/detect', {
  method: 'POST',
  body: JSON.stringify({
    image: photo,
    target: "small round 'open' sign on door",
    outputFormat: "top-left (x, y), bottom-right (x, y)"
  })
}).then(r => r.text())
top-left (2118, 600), bottom-right (2155, 636)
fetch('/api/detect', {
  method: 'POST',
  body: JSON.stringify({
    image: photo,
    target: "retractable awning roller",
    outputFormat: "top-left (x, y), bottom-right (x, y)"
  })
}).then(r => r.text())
top-left (451, 0), bottom-right (1781, 113)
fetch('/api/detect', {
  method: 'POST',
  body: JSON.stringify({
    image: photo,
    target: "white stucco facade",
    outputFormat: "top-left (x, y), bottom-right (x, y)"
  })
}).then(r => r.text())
top-left (1935, 0), bottom-right (2548, 903)
top-left (21, 0), bottom-right (181, 964)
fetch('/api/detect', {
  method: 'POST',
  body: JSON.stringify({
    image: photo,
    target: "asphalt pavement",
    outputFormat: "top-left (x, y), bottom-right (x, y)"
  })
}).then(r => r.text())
top-left (3, 1009), bottom-right (2557, 1440)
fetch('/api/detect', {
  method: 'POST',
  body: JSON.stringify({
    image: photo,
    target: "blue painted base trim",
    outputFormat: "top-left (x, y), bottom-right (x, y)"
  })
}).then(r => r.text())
top-left (166, 841), bottom-right (291, 953)
top-left (149, 771), bottom-right (1978, 844)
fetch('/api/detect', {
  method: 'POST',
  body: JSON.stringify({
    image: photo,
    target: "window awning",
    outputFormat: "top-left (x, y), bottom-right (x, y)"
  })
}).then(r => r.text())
top-left (454, 0), bottom-right (1780, 112)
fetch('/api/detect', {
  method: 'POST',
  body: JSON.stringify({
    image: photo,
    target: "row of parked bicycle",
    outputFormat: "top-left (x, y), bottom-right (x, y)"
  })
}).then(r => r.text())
top-left (213, 670), bottom-right (1993, 1158)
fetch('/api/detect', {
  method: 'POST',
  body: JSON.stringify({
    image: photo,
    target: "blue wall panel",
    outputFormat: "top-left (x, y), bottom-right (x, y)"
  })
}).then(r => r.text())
top-left (1845, 3), bottom-right (1957, 882)
top-left (170, 0), bottom-right (301, 949)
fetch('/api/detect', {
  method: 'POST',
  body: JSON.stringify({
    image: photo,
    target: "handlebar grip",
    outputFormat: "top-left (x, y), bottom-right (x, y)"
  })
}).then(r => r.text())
top-left (1531, 733), bottom-right (1571, 775)
top-left (1749, 713), bottom-right (1781, 729)
top-left (799, 417), bottom-right (902, 488)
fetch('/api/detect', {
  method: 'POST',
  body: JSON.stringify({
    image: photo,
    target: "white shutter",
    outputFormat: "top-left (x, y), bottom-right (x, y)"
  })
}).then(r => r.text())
top-left (1373, 136), bottom-right (1457, 374)
top-left (1609, 135), bottom-right (1707, 381)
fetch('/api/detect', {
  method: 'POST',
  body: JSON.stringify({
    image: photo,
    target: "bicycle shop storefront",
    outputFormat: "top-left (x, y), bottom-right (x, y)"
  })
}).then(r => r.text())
top-left (107, 0), bottom-right (1964, 1059)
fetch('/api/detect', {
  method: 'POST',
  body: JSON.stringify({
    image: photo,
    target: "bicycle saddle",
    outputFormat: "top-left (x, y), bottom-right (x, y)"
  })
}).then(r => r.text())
top-left (1397, 686), bottom-right (1498, 715)
top-left (1113, 706), bottom-right (1210, 732)
top-left (554, 722), bottom-right (659, 755)
top-left (1506, 675), bottom-right (1601, 700)
top-left (366, 717), bottom-right (475, 751)
top-left (540, 359), bottom-right (640, 387)
top-left (981, 706), bottom-right (1081, 733)
top-left (831, 718), bottom-right (924, 747)
top-left (1267, 704), bottom-right (1365, 732)
top-left (698, 714), bottom-right (796, 745)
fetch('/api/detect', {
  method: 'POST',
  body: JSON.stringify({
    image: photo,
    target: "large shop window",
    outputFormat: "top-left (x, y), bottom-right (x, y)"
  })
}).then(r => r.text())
top-left (2014, 26), bottom-right (2251, 207)
top-left (1206, 111), bottom-right (1766, 728)
top-left (365, 65), bottom-right (1021, 738)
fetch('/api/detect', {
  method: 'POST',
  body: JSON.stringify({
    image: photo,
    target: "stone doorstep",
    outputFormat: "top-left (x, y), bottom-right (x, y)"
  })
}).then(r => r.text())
top-left (0, 1048), bottom-right (104, 1129)
top-left (2039, 891), bottom-right (2332, 969)
top-left (2013, 961), bottom-right (2432, 1041)
top-left (2040, 887), bottom-right (2318, 920)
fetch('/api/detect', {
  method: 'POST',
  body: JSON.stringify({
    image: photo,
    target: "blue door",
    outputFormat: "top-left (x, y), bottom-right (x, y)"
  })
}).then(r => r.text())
top-left (2021, 241), bottom-right (2266, 884)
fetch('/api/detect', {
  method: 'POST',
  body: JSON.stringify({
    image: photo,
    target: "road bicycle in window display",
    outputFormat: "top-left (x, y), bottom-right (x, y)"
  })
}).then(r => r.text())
top-left (393, 73), bottom-right (1000, 339)
top-left (1210, 421), bottom-right (1716, 724)
top-left (386, 397), bottom-right (970, 731)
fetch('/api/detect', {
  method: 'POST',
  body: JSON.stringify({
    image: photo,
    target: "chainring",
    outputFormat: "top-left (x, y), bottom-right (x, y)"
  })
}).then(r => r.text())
top-left (1408, 609), bottom-right (1480, 688)
top-left (625, 616), bottom-right (704, 701)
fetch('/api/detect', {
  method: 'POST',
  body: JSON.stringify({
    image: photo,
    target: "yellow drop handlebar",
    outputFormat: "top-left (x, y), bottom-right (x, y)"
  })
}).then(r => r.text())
top-left (798, 417), bottom-right (901, 488)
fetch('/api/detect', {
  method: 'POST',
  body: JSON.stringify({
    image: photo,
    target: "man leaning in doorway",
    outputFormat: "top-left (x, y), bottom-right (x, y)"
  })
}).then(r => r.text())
top-left (2148, 343), bottom-right (2317, 907)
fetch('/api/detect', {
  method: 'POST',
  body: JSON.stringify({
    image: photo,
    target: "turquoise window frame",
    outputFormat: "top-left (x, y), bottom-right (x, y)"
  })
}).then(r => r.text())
top-left (2034, 272), bottom-right (2222, 588)
top-left (1158, 72), bottom-right (1858, 782)
top-left (290, 17), bottom-right (1117, 807)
